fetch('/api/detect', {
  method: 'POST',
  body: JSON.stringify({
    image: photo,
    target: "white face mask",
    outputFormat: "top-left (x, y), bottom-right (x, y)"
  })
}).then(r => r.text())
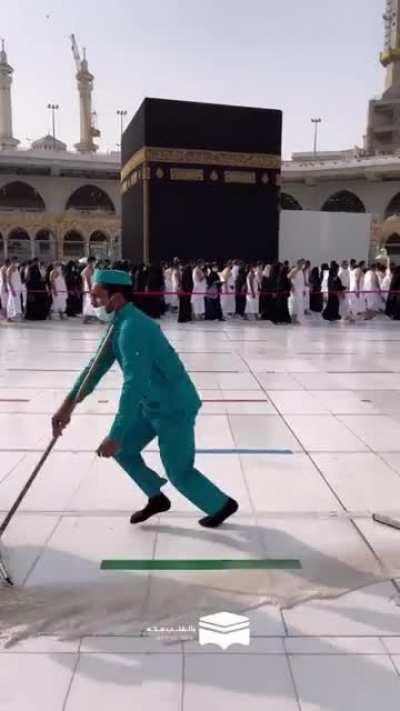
top-left (94, 305), bottom-right (114, 322)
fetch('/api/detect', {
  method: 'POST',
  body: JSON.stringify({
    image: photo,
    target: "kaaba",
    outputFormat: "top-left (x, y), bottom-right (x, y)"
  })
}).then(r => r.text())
top-left (121, 98), bottom-right (282, 264)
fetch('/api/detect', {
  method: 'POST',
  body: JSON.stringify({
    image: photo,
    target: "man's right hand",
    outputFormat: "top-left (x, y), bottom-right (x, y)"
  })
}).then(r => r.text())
top-left (52, 401), bottom-right (74, 437)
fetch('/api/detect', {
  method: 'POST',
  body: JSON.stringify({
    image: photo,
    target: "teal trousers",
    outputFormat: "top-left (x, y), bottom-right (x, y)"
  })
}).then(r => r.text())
top-left (113, 412), bottom-right (230, 516)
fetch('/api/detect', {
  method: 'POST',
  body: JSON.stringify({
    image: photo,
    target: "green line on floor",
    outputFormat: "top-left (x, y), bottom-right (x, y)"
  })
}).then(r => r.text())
top-left (101, 559), bottom-right (302, 571)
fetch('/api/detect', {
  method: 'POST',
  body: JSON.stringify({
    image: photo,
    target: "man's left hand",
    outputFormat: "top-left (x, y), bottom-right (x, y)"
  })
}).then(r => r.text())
top-left (97, 437), bottom-right (121, 458)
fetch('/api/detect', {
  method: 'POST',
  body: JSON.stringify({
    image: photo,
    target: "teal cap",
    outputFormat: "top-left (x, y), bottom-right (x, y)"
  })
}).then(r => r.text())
top-left (93, 269), bottom-right (132, 286)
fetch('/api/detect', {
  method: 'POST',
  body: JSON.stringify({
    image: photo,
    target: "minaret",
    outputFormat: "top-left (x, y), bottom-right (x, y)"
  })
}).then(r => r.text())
top-left (367, 0), bottom-right (400, 153)
top-left (74, 48), bottom-right (100, 153)
top-left (0, 40), bottom-right (19, 150)
top-left (380, 0), bottom-right (400, 96)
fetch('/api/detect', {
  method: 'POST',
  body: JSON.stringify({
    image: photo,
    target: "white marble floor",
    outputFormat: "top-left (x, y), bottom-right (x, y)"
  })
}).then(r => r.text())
top-left (2, 315), bottom-right (400, 709)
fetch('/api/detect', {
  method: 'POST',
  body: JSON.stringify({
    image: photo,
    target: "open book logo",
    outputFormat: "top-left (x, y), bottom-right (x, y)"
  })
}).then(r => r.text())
top-left (198, 611), bottom-right (250, 650)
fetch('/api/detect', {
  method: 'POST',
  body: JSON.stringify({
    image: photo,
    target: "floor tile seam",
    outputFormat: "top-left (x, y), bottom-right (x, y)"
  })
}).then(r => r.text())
top-left (61, 646), bottom-right (81, 711)
top-left (236, 356), bottom-right (301, 434)
top-left (310, 409), bottom-right (383, 452)
top-left (274, 388), bottom-right (400, 392)
top-left (284, 651), bottom-right (303, 711)
top-left (223, 375), bottom-right (291, 640)
top-left (63, 649), bottom-right (185, 656)
top-left (0, 451), bottom-right (29, 487)
top-left (269, 411), bottom-right (400, 419)
top-left (381, 637), bottom-right (397, 654)
top-left (180, 648), bottom-right (397, 655)
top-left (372, 451), bottom-right (400, 483)
top-left (336, 412), bottom-right (400, 419)
top-left (0, 411), bottom-right (276, 416)
top-left (387, 653), bottom-right (400, 679)
top-left (224, 410), bottom-right (259, 525)
top-left (179, 652), bottom-right (185, 711)
top-left (8, 634), bottom-right (400, 644)
top-left (257, 410), bottom-right (400, 417)
top-left (0, 386), bottom-right (125, 391)
top-left (4, 510), bottom-right (400, 518)
top-left (144, 512), bottom-right (163, 625)
top-left (284, 634), bottom-right (394, 642)
top-left (348, 515), bottom-right (400, 591)
top-left (285, 651), bottom-right (394, 657)
top-left (184, 636), bottom-right (400, 644)
top-left (227, 359), bottom-right (291, 638)
top-left (61, 455), bottom-right (100, 514)
top-left (21, 514), bottom-right (64, 587)
top-left (5, 369), bottom-right (244, 375)
top-left (47, 351), bottom-right (234, 355)
top-left (0, 650), bottom-right (80, 655)
top-left (0, 386), bottom-right (261, 392)
top-left (305, 453), bottom-right (347, 514)
top-left (182, 650), bottom-right (293, 656)
top-left (335, 412), bottom-right (400, 459)
top-left (0, 447), bottom-right (307, 453)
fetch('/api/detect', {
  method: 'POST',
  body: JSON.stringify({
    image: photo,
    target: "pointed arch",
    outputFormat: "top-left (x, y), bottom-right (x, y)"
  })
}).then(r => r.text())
top-left (35, 229), bottom-right (56, 262)
top-left (280, 193), bottom-right (303, 210)
top-left (66, 185), bottom-right (115, 213)
top-left (89, 230), bottom-right (109, 259)
top-left (385, 192), bottom-right (400, 219)
top-left (63, 230), bottom-right (85, 259)
top-left (8, 228), bottom-right (32, 261)
top-left (0, 181), bottom-right (45, 210)
top-left (322, 190), bottom-right (365, 213)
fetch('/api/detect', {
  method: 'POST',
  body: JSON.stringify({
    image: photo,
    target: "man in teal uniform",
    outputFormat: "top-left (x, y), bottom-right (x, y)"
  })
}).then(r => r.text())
top-left (52, 269), bottom-right (238, 527)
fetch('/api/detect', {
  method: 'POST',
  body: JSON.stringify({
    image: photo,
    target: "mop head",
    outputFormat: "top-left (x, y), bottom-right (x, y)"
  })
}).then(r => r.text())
top-left (0, 556), bottom-right (13, 587)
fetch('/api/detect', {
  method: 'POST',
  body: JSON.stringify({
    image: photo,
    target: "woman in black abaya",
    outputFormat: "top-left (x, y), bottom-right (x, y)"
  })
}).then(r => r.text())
top-left (309, 266), bottom-right (323, 313)
top-left (178, 263), bottom-right (193, 323)
top-left (65, 261), bottom-right (82, 317)
top-left (322, 262), bottom-right (345, 321)
top-left (275, 264), bottom-right (292, 324)
top-left (145, 263), bottom-right (164, 319)
top-left (205, 264), bottom-right (224, 321)
top-left (133, 264), bottom-right (148, 314)
top-left (235, 265), bottom-right (247, 318)
top-left (25, 259), bottom-right (50, 320)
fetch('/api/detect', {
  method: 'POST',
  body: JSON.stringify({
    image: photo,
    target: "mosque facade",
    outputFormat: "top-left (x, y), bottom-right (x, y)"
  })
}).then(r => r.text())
top-left (0, 40), bottom-right (120, 264)
top-left (281, 0), bottom-right (400, 259)
top-left (1, 0), bottom-right (400, 263)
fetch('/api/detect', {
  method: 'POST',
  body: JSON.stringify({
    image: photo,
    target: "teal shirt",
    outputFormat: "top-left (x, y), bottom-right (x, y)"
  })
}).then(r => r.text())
top-left (69, 303), bottom-right (202, 441)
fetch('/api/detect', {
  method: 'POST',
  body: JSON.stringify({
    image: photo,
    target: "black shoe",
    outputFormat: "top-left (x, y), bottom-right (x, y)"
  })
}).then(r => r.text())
top-left (130, 493), bottom-right (171, 524)
top-left (198, 497), bottom-right (239, 528)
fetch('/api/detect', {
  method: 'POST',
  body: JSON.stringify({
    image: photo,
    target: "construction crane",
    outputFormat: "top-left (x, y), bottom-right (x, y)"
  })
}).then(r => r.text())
top-left (70, 33), bottom-right (81, 72)
top-left (70, 34), bottom-right (101, 148)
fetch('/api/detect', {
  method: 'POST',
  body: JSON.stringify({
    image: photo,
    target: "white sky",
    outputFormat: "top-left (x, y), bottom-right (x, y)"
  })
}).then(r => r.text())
top-left (2, 0), bottom-right (385, 158)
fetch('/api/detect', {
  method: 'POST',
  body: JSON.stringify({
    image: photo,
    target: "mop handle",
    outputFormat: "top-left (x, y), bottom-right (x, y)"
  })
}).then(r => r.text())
top-left (0, 324), bottom-right (116, 539)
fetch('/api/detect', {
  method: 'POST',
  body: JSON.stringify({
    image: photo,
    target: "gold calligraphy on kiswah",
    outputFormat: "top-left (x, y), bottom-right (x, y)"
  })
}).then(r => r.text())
top-left (121, 146), bottom-right (281, 182)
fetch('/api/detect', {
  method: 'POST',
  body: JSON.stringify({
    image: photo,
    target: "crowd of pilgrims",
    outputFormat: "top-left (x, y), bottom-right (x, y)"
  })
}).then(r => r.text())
top-left (1, 255), bottom-right (400, 324)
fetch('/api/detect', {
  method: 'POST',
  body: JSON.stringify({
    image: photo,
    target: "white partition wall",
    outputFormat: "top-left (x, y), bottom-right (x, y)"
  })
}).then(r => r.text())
top-left (279, 210), bottom-right (372, 264)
